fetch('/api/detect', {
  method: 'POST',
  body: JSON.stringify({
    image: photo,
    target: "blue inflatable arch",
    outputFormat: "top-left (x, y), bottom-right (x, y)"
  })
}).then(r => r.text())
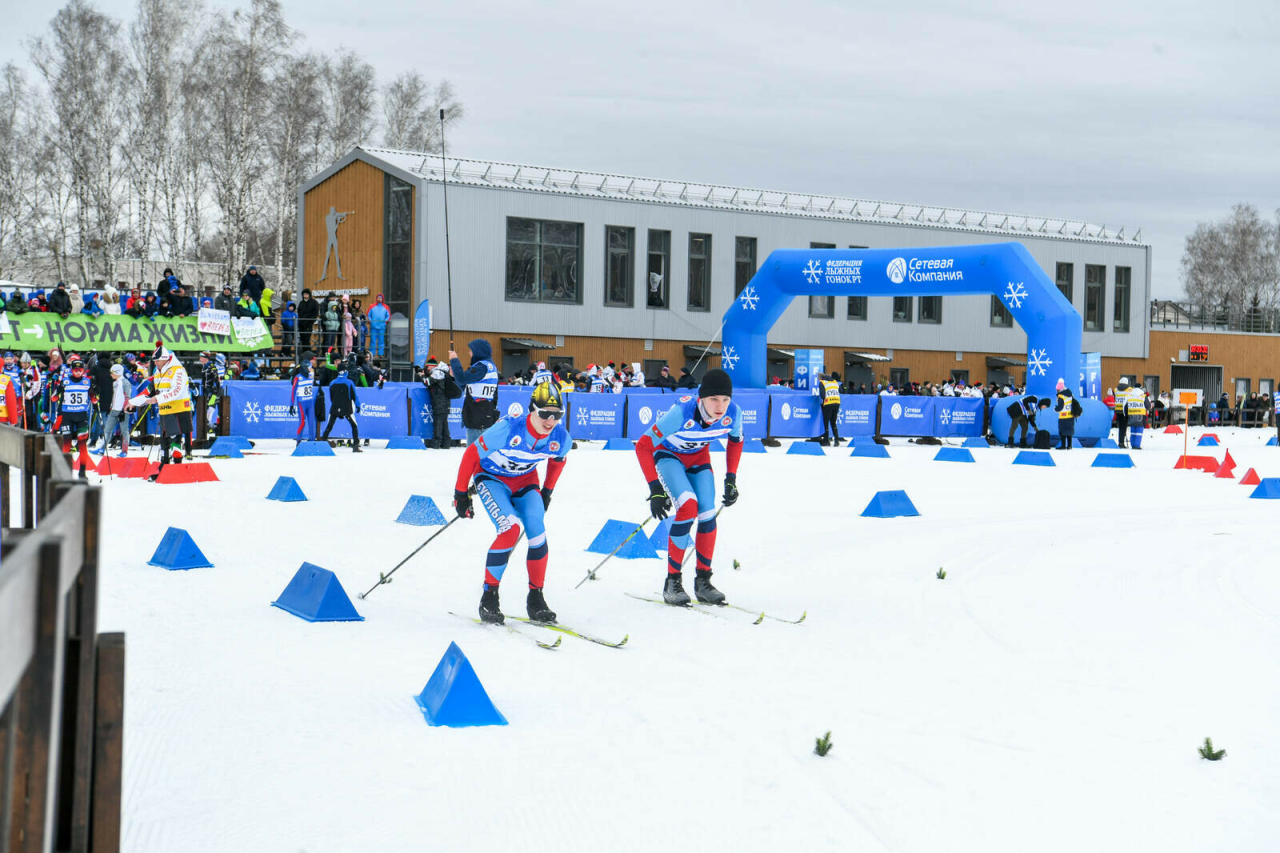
top-left (722, 242), bottom-right (1078, 400)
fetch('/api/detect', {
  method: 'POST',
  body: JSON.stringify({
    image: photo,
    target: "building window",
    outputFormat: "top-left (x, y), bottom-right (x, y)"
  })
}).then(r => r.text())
top-left (734, 237), bottom-right (756, 296)
top-left (991, 295), bottom-right (1013, 327)
top-left (1056, 262), bottom-right (1073, 303)
top-left (847, 296), bottom-right (867, 320)
top-left (647, 229), bottom-right (669, 309)
top-left (889, 368), bottom-right (910, 388)
top-left (383, 174), bottom-right (414, 316)
top-left (604, 226), bottom-right (634, 307)
top-left (1113, 266), bottom-right (1131, 333)
top-left (919, 296), bottom-right (942, 324)
top-left (505, 217), bottom-right (583, 304)
top-left (1084, 264), bottom-right (1105, 331)
top-left (808, 242), bottom-right (834, 317)
top-left (687, 233), bottom-right (711, 312)
top-left (893, 296), bottom-right (913, 323)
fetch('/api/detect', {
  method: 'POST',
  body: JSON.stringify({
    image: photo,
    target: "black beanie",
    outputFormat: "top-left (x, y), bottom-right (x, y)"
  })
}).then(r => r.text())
top-left (699, 368), bottom-right (733, 398)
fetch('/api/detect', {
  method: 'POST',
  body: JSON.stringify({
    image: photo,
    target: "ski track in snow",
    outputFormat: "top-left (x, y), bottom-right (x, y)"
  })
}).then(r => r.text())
top-left (86, 428), bottom-right (1280, 853)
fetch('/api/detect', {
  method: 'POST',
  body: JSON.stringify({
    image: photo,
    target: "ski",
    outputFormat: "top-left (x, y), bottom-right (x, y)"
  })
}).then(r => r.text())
top-left (448, 612), bottom-right (562, 650)
top-left (723, 603), bottom-right (807, 624)
top-left (508, 617), bottom-right (629, 649)
top-left (624, 593), bottom-right (763, 625)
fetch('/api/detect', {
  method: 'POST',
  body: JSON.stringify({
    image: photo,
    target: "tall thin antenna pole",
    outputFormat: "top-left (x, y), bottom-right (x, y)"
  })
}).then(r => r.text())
top-left (439, 108), bottom-right (455, 351)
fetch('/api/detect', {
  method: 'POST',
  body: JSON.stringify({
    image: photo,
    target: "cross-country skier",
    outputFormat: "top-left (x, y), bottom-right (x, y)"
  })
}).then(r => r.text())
top-left (289, 351), bottom-right (318, 445)
top-left (453, 381), bottom-right (571, 625)
top-left (634, 367), bottom-right (742, 606)
top-left (531, 361), bottom-right (554, 386)
top-left (21, 353), bottom-right (41, 430)
top-left (319, 366), bottom-right (362, 451)
top-left (55, 357), bottom-right (94, 479)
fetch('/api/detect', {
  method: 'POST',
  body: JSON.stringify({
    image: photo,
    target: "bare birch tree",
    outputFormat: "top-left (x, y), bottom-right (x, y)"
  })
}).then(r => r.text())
top-left (1181, 203), bottom-right (1280, 311)
top-left (317, 49), bottom-right (377, 163)
top-left (381, 71), bottom-right (463, 152)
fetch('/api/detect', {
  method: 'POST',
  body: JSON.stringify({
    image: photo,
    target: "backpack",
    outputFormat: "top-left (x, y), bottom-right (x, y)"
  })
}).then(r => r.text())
top-left (1033, 429), bottom-right (1052, 449)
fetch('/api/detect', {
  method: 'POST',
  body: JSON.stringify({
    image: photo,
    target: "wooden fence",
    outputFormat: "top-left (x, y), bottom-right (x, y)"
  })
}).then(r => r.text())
top-left (0, 427), bottom-right (122, 853)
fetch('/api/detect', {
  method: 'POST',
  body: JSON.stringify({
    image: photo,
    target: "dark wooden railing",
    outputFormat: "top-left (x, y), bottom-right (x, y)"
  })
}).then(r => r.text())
top-left (0, 427), bottom-right (122, 853)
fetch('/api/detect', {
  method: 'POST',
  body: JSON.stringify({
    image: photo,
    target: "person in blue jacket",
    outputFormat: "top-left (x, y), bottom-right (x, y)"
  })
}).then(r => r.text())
top-left (367, 294), bottom-right (390, 358)
top-left (80, 292), bottom-right (104, 316)
top-left (448, 338), bottom-right (499, 446)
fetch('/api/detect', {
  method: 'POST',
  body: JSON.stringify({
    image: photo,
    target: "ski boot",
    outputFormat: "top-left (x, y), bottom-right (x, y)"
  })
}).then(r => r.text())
top-left (663, 572), bottom-right (691, 606)
top-left (527, 588), bottom-right (556, 623)
top-left (479, 585), bottom-right (504, 624)
top-left (694, 569), bottom-right (726, 605)
top-left (352, 443), bottom-right (362, 453)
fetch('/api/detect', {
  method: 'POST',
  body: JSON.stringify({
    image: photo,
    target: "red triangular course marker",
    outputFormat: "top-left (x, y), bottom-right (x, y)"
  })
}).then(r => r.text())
top-left (1214, 450), bottom-right (1237, 479)
top-left (1239, 468), bottom-right (1261, 486)
top-left (154, 462), bottom-right (220, 484)
top-left (1164, 425), bottom-right (1184, 434)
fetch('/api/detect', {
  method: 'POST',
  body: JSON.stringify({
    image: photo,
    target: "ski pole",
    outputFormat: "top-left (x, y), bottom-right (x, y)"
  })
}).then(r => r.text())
top-left (574, 517), bottom-right (652, 589)
top-left (358, 513), bottom-right (463, 599)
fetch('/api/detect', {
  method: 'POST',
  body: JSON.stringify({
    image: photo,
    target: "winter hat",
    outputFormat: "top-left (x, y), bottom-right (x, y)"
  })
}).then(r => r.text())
top-left (426, 356), bottom-right (439, 366)
top-left (699, 368), bottom-right (733, 399)
top-left (1055, 378), bottom-right (1066, 391)
top-left (110, 364), bottom-right (124, 377)
top-left (1117, 381), bottom-right (1129, 392)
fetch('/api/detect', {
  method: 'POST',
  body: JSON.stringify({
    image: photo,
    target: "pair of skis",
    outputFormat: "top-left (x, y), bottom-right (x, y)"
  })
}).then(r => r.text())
top-left (450, 613), bottom-right (628, 650)
top-left (624, 593), bottom-right (806, 625)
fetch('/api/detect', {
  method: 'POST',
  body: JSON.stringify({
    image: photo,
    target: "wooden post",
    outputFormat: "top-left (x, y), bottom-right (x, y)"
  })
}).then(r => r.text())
top-left (89, 634), bottom-right (123, 853)
top-left (67, 488), bottom-right (101, 853)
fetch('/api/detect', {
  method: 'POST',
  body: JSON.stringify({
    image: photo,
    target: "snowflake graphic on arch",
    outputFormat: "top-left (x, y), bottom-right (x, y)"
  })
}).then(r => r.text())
top-left (802, 260), bottom-right (823, 285)
top-left (938, 407), bottom-right (952, 425)
top-left (1028, 348), bottom-right (1053, 377)
top-left (1003, 281), bottom-right (1027, 309)
top-left (720, 345), bottom-right (740, 371)
top-left (738, 286), bottom-right (759, 311)
top-left (242, 401), bottom-right (261, 423)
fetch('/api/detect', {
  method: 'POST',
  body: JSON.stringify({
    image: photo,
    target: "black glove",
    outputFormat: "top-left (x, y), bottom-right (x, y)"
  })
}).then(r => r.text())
top-left (647, 480), bottom-right (671, 520)
top-left (289, 406), bottom-right (296, 416)
top-left (723, 473), bottom-right (739, 507)
top-left (541, 488), bottom-right (553, 511)
top-left (454, 489), bottom-right (473, 519)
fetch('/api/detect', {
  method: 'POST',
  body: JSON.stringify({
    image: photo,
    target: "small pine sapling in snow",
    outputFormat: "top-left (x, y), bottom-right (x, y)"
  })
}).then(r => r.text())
top-left (814, 731), bottom-right (833, 757)
top-left (936, 567), bottom-right (946, 580)
top-left (733, 559), bottom-right (741, 570)
top-left (1198, 737), bottom-right (1226, 761)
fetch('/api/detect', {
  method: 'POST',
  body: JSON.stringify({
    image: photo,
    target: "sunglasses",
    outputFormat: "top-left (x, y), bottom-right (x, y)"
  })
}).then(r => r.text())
top-left (533, 407), bottom-right (563, 421)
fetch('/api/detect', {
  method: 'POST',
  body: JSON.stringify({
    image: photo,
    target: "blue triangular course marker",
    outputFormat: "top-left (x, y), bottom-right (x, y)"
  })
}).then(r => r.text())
top-left (850, 443), bottom-right (890, 459)
top-left (292, 440), bottom-right (336, 457)
top-left (648, 517), bottom-right (672, 551)
top-left (147, 526), bottom-right (214, 571)
top-left (414, 642), bottom-right (508, 728)
top-left (1013, 450), bottom-right (1056, 467)
top-left (962, 437), bottom-right (990, 448)
top-left (743, 438), bottom-right (767, 453)
top-left (787, 441), bottom-right (825, 456)
top-left (860, 490), bottom-right (920, 518)
top-left (1198, 435), bottom-right (1220, 446)
top-left (1267, 436), bottom-right (1278, 447)
top-left (604, 437), bottom-right (634, 451)
top-left (1249, 478), bottom-right (1280, 499)
top-left (585, 519), bottom-right (657, 559)
top-left (1091, 453), bottom-right (1134, 468)
top-left (934, 447), bottom-right (975, 463)
top-left (396, 495), bottom-right (447, 526)
top-left (267, 476), bottom-right (307, 502)
top-left (206, 436), bottom-right (244, 458)
top-left (224, 435), bottom-right (254, 451)
top-left (386, 436), bottom-right (426, 450)
top-left (1097, 438), bottom-right (1120, 449)
top-left (849, 435), bottom-right (878, 446)
top-left (271, 562), bottom-right (364, 622)
top-left (709, 440), bottom-right (726, 452)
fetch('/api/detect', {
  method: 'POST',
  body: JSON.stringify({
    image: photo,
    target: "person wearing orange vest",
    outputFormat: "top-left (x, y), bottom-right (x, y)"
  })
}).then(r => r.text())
top-left (129, 342), bottom-right (192, 476)
top-left (817, 372), bottom-right (843, 446)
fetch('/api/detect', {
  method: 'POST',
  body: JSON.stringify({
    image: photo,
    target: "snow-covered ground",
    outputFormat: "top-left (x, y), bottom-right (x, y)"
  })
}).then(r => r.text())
top-left (96, 427), bottom-right (1280, 853)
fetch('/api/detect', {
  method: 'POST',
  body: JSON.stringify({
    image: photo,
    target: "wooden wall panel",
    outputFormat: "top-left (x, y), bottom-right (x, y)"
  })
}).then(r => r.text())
top-left (302, 161), bottom-right (385, 300)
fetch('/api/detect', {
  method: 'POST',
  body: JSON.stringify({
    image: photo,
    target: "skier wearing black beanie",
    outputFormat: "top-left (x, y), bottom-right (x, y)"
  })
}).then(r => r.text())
top-left (633, 367), bottom-right (743, 606)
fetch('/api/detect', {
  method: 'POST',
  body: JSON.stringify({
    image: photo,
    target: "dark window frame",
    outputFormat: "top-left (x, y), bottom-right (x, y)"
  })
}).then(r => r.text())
top-left (1113, 266), bottom-right (1131, 333)
top-left (604, 225), bottom-right (635, 308)
top-left (807, 242), bottom-right (836, 318)
top-left (1056, 262), bottom-right (1074, 303)
top-left (892, 296), bottom-right (913, 323)
top-left (734, 236), bottom-right (757, 297)
top-left (1084, 264), bottom-right (1105, 331)
top-left (505, 216), bottom-right (584, 305)
top-left (646, 229), bottom-right (670, 310)
top-left (918, 295), bottom-right (942, 324)
top-left (990, 295), bottom-right (1013, 327)
top-left (687, 232), bottom-right (712, 312)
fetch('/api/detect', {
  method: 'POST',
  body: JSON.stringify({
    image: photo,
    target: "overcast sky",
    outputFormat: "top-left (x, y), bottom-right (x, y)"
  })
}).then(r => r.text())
top-left (5, 0), bottom-right (1278, 297)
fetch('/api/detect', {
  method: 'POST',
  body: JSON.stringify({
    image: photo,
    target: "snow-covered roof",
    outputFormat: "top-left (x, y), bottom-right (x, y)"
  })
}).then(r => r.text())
top-left (354, 146), bottom-right (1146, 247)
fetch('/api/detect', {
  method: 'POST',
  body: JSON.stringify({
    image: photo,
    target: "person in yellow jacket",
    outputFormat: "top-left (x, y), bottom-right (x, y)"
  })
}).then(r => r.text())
top-left (1053, 378), bottom-right (1083, 450)
top-left (1113, 381), bottom-right (1130, 447)
top-left (817, 371), bottom-right (843, 446)
top-left (129, 342), bottom-right (192, 476)
top-left (259, 285), bottom-right (275, 342)
top-left (1124, 383), bottom-right (1148, 449)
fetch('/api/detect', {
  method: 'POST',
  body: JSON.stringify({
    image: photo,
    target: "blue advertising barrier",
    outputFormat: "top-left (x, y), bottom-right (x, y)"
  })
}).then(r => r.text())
top-left (227, 381), bottom-right (408, 439)
top-left (409, 387), bottom-right (463, 438)
top-left (932, 397), bottom-right (985, 438)
top-left (314, 386), bottom-right (409, 440)
top-left (566, 392), bottom-right (624, 440)
top-left (879, 396), bottom-right (935, 437)
top-left (496, 386), bottom-right (534, 419)
top-left (836, 395), bottom-right (877, 437)
top-left (626, 394), bottom-right (684, 438)
top-left (767, 391), bottom-right (822, 438)
top-left (734, 390), bottom-right (770, 439)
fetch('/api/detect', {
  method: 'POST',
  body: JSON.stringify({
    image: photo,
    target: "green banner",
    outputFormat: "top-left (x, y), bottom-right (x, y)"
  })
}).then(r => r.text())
top-left (0, 312), bottom-right (270, 353)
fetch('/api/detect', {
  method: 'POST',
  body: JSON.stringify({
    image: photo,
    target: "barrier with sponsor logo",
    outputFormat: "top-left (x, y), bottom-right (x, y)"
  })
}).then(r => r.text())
top-left (626, 394), bottom-right (685, 438)
top-left (766, 390), bottom-right (822, 438)
top-left (836, 394), bottom-right (878, 437)
top-left (930, 397), bottom-right (985, 438)
top-left (566, 392), bottom-right (624, 440)
top-left (227, 381), bottom-right (407, 439)
top-left (879, 396), bottom-right (934, 437)
top-left (409, 387), bottom-right (464, 437)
